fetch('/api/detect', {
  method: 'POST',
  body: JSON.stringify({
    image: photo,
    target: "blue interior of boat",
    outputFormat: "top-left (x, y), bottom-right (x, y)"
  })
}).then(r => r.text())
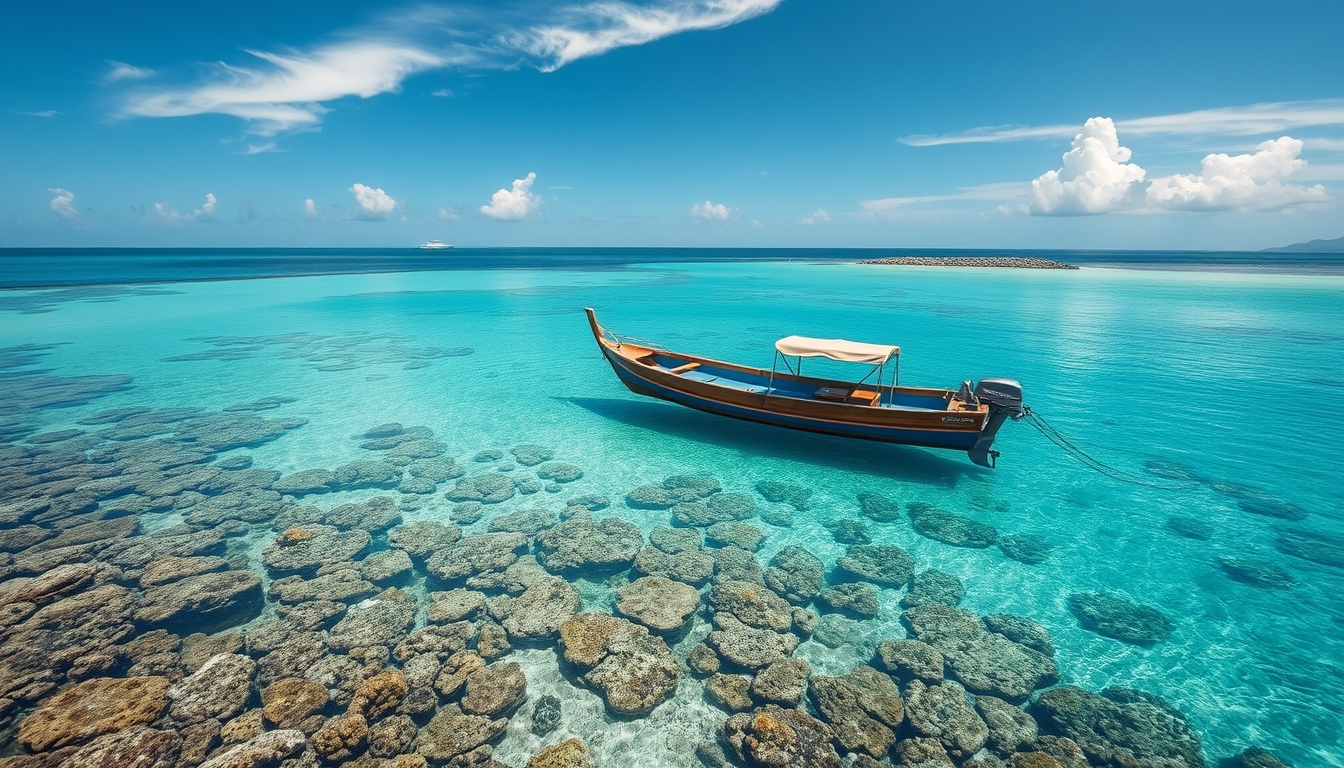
top-left (647, 354), bottom-right (950, 410)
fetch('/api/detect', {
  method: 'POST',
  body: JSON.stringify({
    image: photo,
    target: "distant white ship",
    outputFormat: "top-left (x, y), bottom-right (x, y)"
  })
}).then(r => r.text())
top-left (419, 239), bottom-right (452, 250)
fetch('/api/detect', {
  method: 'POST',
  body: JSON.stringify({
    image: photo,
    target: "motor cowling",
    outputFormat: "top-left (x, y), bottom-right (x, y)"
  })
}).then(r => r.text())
top-left (973, 378), bottom-right (1025, 418)
top-left (968, 378), bottom-right (1026, 468)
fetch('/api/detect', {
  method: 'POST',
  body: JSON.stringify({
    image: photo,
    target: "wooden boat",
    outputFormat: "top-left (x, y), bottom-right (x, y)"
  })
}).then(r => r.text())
top-left (585, 308), bottom-right (1026, 467)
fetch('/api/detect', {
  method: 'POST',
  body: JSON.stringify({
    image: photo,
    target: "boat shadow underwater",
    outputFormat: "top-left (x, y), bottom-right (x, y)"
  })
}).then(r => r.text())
top-left (559, 395), bottom-right (977, 486)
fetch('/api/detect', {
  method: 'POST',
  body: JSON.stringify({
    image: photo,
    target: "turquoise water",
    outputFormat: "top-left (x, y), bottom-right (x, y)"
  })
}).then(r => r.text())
top-left (3, 260), bottom-right (1342, 765)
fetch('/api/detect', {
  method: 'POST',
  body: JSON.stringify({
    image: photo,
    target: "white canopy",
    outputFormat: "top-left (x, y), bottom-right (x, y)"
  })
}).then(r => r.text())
top-left (775, 335), bottom-right (899, 364)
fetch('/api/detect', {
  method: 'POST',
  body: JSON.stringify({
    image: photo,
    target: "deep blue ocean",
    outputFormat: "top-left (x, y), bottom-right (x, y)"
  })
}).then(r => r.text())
top-left (2, 249), bottom-right (1341, 767)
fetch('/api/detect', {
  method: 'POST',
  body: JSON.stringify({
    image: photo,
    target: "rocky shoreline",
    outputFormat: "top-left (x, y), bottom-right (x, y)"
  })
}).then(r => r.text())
top-left (860, 257), bottom-right (1079, 269)
top-left (0, 402), bottom-right (1308, 768)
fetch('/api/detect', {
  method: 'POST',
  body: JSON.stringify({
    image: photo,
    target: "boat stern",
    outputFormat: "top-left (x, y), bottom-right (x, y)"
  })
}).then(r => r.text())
top-left (967, 378), bottom-right (1026, 468)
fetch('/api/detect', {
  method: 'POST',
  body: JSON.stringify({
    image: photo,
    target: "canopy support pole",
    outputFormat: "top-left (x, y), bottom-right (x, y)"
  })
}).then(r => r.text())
top-left (766, 351), bottom-right (778, 399)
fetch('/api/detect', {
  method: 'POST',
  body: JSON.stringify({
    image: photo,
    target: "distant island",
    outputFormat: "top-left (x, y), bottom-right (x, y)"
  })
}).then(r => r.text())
top-left (861, 256), bottom-right (1078, 269)
top-left (1262, 235), bottom-right (1344, 253)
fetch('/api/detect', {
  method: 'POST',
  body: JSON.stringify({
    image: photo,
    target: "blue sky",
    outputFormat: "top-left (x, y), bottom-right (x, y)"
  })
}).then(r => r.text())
top-left (2, 0), bottom-right (1342, 249)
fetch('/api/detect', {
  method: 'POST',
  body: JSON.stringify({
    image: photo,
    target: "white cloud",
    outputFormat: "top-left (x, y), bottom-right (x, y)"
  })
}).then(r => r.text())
top-left (1146, 137), bottom-right (1328, 211)
top-left (49, 188), bottom-right (79, 220)
top-left (18, 110), bottom-right (61, 118)
top-left (480, 173), bottom-right (540, 220)
top-left (800, 208), bottom-right (832, 224)
top-left (520, 0), bottom-right (782, 71)
top-left (1026, 119), bottom-right (1327, 215)
top-left (690, 200), bottom-right (735, 220)
top-left (304, 198), bottom-right (317, 217)
top-left (437, 206), bottom-right (460, 220)
top-left (121, 42), bottom-right (444, 136)
top-left (902, 99), bottom-right (1344, 146)
top-left (105, 61), bottom-right (156, 82)
top-left (749, 219), bottom-right (762, 228)
top-left (431, 88), bottom-right (455, 98)
top-left (1029, 118), bottom-right (1147, 215)
top-left (196, 193), bottom-right (218, 219)
top-left (350, 183), bottom-right (397, 220)
top-left (150, 193), bottom-right (218, 223)
top-left (112, 2), bottom-right (778, 141)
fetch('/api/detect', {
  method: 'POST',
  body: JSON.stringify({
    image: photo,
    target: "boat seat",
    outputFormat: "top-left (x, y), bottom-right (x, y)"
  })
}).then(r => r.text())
top-left (668, 362), bottom-right (701, 375)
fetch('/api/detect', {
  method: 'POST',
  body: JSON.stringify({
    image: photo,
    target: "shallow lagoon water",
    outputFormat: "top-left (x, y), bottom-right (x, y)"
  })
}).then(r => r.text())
top-left (2, 260), bottom-right (1342, 766)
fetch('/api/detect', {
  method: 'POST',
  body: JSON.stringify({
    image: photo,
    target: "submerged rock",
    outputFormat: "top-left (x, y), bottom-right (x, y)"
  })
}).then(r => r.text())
top-left (536, 512), bottom-right (642, 573)
top-left (876, 639), bottom-right (945, 684)
top-left (527, 738), bottom-right (595, 768)
top-left (976, 695), bottom-right (1038, 755)
top-left (908, 503), bottom-right (998, 548)
top-left (461, 662), bottom-right (527, 717)
top-left (425, 532), bottom-right (528, 585)
top-left (135, 570), bottom-right (264, 634)
top-left (819, 582), bottom-right (881, 618)
top-left (1166, 516), bottom-right (1213, 541)
top-left (755, 480), bottom-right (812, 510)
top-left (18, 676), bottom-right (172, 752)
top-left (708, 612), bottom-right (799, 670)
top-left (64, 726), bottom-right (183, 768)
top-left (1212, 482), bottom-right (1308, 522)
top-left (809, 675), bottom-right (896, 758)
top-left (750, 658), bottom-right (811, 707)
top-left (856, 491), bottom-right (902, 522)
top-left (531, 695), bottom-right (562, 737)
top-left (723, 705), bottom-right (841, 768)
top-left (714, 545), bottom-right (764, 585)
top-left (634, 546), bottom-right (716, 586)
top-left (763, 546), bottom-right (824, 605)
top-left (1068, 593), bottom-right (1174, 645)
top-left (510, 444), bottom-right (555, 466)
top-left (672, 493), bottom-right (757, 526)
top-left (311, 712), bottom-right (369, 762)
top-left (325, 495), bottom-right (401, 532)
top-left (837, 544), bottom-right (916, 587)
top-left (997, 534), bottom-right (1053, 564)
top-left (707, 521), bottom-right (767, 551)
top-left (328, 589), bottom-right (416, 650)
top-left (710, 580), bottom-right (795, 631)
top-left (536, 461), bottom-right (583, 483)
top-left (823, 517), bottom-right (870, 545)
top-left (903, 604), bottom-right (1058, 702)
top-left (1032, 686), bottom-right (1204, 768)
top-left (388, 521), bottom-right (461, 562)
top-left (902, 570), bottom-right (964, 609)
top-left (261, 678), bottom-right (329, 729)
top-left (558, 613), bottom-right (680, 715)
top-left (168, 653), bottom-right (256, 724)
top-left (262, 525), bottom-right (371, 574)
top-left (447, 473), bottom-right (516, 504)
top-left (1274, 528), bottom-right (1344, 568)
top-left (615, 576), bottom-right (700, 634)
top-left (198, 729), bottom-right (308, 768)
top-left (415, 705), bottom-right (509, 764)
top-left (500, 576), bottom-right (581, 642)
top-left (1214, 556), bottom-right (1296, 589)
top-left (904, 679), bottom-right (989, 759)
top-left (708, 673), bottom-right (755, 712)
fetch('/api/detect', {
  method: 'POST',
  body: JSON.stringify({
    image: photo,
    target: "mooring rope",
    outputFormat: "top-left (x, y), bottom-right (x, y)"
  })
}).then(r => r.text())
top-left (1022, 407), bottom-right (1198, 491)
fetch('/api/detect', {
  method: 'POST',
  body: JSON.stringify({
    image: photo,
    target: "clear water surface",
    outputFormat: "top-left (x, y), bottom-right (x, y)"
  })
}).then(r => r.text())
top-left (2, 259), bottom-right (1342, 766)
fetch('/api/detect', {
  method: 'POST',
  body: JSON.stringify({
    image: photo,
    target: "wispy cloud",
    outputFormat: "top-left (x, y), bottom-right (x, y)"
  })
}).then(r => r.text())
top-left (901, 100), bottom-right (1344, 146)
top-left (105, 61), bottom-right (156, 83)
top-left (121, 42), bottom-right (445, 136)
top-left (800, 208), bottom-right (831, 224)
top-left (481, 173), bottom-right (541, 220)
top-left (113, 1), bottom-right (780, 142)
top-left (860, 183), bottom-right (1028, 212)
top-left (18, 110), bottom-right (62, 118)
top-left (519, 0), bottom-right (782, 72)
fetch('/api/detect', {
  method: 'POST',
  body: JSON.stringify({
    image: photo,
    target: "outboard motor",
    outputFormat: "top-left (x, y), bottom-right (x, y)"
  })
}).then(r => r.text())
top-left (967, 378), bottom-right (1026, 468)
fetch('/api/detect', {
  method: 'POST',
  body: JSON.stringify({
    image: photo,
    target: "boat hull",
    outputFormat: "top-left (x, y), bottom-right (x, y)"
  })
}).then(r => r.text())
top-left (604, 350), bottom-right (981, 449)
top-left (586, 307), bottom-right (990, 453)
